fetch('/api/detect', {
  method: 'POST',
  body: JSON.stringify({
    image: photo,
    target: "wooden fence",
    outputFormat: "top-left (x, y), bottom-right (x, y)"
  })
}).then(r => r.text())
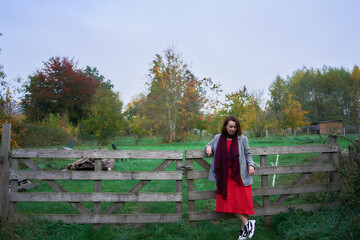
top-left (0, 124), bottom-right (341, 226)
top-left (185, 136), bottom-right (340, 226)
top-left (0, 124), bottom-right (183, 226)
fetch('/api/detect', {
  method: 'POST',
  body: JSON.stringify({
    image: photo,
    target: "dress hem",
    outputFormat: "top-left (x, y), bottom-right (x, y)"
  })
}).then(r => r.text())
top-left (215, 210), bottom-right (255, 215)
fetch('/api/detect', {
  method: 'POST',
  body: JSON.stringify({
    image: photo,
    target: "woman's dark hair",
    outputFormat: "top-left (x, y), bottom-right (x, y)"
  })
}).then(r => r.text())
top-left (221, 115), bottom-right (242, 136)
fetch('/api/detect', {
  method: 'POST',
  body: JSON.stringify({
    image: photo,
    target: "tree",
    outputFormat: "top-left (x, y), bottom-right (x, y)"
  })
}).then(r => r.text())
top-left (124, 94), bottom-right (152, 144)
top-left (268, 75), bottom-right (309, 135)
top-left (145, 47), bottom-right (212, 142)
top-left (0, 77), bottom-right (22, 121)
top-left (262, 103), bottom-right (281, 135)
top-left (350, 65), bottom-right (360, 132)
top-left (203, 110), bottom-right (226, 135)
top-left (22, 57), bottom-right (100, 124)
top-left (82, 85), bottom-right (124, 145)
top-left (193, 78), bottom-right (222, 137)
top-left (246, 92), bottom-right (266, 137)
top-left (221, 86), bottom-right (266, 137)
top-left (288, 66), bottom-right (357, 129)
top-left (223, 86), bottom-right (252, 123)
top-left (83, 66), bottom-right (114, 90)
top-left (177, 71), bottom-right (205, 138)
top-left (0, 63), bottom-right (24, 147)
top-left (280, 94), bottom-right (310, 135)
top-left (268, 75), bottom-right (290, 115)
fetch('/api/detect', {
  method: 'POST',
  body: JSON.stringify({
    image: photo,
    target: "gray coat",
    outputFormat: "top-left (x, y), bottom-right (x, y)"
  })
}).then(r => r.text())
top-left (206, 134), bottom-right (255, 186)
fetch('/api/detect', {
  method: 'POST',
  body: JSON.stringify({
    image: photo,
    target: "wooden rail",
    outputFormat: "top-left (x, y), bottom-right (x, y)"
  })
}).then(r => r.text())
top-left (185, 138), bottom-right (340, 226)
top-left (0, 127), bottom-right (184, 226)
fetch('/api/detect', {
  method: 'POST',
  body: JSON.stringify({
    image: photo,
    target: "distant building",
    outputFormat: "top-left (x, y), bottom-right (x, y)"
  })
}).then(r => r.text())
top-left (300, 120), bottom-right (342, 135)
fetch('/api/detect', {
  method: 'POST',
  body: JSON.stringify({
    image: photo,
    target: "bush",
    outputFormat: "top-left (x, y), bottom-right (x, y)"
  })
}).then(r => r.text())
top-left (0, 114), bottom-right (26, 148)
top-left (19, 123), bottom-right (71, 147)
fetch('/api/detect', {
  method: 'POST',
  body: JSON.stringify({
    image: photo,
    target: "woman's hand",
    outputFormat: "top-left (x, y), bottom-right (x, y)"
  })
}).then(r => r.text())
top-left (248, 166), bottom-right (255, 176)
top-left (206, 146), bottom-right (212, 156)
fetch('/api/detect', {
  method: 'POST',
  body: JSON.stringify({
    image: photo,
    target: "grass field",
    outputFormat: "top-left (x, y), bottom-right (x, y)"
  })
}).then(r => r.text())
top-left (1, 134), bottom-right (359, 240)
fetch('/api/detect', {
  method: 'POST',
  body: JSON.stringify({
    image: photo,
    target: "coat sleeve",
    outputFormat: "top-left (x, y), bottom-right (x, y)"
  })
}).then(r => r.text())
top-left (205, 134), bottom-right (219, 155)
top-left (206, 134), bottom-right (220, 183)
top-left (243, 136), bottom-right (255, 168)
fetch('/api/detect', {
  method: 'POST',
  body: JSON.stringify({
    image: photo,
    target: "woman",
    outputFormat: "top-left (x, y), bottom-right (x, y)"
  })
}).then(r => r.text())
top-left (206, 116), bottom-right (256, 240)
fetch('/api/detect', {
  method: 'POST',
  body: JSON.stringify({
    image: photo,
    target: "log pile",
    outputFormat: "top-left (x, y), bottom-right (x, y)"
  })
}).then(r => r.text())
top-left (67, 158), bottom-right (115, 171)
top-left (18, 179), bottom-right (41, 192)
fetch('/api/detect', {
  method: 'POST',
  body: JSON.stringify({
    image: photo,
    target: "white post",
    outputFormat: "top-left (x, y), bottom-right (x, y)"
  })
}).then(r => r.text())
top-left (272, 155), bottom-right (279, 187)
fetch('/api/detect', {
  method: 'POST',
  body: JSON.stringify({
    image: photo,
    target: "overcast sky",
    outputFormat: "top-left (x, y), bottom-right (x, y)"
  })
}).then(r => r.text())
top-left (1, 0), bottom-right (360, 106)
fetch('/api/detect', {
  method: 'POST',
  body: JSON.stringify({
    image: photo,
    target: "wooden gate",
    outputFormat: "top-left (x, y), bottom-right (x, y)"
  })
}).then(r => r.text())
top-left (1, 123), bottom-right (183, 226)
top-left (185, 136), bottom-right (340, 226)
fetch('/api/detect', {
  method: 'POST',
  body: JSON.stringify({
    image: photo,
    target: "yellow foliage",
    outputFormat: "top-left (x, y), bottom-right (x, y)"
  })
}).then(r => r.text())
top-left (281, 94), bottom-right (310, 129)
top-left (0, 114), bottom-right (26, 149)
top-left (351, 65), bottom-right (360, 83)
top-left (1, 77), bottom-right (25, 148)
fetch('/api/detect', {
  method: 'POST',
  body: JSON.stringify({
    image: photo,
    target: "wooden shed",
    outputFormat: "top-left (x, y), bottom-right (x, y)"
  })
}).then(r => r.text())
top-left (319, 120), bottom-right (343, 135)
top-left (300, 120), bottom-right (342, 135)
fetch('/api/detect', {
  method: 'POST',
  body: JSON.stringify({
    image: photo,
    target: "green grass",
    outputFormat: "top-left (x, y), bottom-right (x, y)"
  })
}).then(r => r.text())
top-left (2, 133), bottom-right (359, 239)
top-left (1, 206), bottom-right (358, 240)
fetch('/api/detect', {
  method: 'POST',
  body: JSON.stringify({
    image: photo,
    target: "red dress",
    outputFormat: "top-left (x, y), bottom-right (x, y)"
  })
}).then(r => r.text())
top-left (216, 140), bottom-right (255, 215)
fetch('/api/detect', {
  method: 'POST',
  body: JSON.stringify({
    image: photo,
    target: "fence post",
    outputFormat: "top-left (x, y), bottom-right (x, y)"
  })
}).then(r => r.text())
top-left (260, 155), bottom-right (271, 225)
top-left (186, 157), bottom-right (196, 227)
top-left (328, 135), bottom-right (340, 202)
top-left (0, 123), bottom-right (11, 223)
top-left (93, 158), bottom-right (102, 229)
top-left (176, 158), bottom-right (183, 216)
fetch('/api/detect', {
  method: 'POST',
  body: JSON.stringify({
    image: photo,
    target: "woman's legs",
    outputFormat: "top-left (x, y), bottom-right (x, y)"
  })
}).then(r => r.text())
top-left (234, 213), bottom-right (249, 229)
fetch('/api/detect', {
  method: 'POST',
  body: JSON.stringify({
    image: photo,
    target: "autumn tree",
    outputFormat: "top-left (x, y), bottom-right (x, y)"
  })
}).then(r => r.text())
top-left (22, 57), bottom-right (100, 124)
top-left (145, 47), bottom-right (212, 142)
top-left (123, 94), bottom-right (152, 144)
top-left (0, 77), bottom-right (22, 122)
top-left (202, 110), bottom-right (224, 135)
top-left (268, 75), bottom-right (310, 135)
top-left (221, 86), bottom-right (266, 137)
top-left (81, 85), bottom-right (124, 145)
top-left (280, 94), bottom-right (310, 135)
top-left (222, 86), bottom-right (252, 126)
top-left (262, 103), bottom-right (281, 135)
top-left (193, 78), bottom-right (222, 136)
top-left (177, 72), bottom-right (207, 138)
top-left (246, 91), bottom-right (266, 137)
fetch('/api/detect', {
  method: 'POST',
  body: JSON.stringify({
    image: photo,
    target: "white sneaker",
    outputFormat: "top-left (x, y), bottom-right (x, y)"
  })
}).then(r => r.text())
top-left (245, 220), bottom-right (256, 238)
top-left (238, 229), bottom-right (247, 240)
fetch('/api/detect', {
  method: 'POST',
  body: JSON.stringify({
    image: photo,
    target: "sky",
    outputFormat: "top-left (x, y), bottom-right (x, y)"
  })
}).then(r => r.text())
top-left (1, 0), bottom-right (360, 106)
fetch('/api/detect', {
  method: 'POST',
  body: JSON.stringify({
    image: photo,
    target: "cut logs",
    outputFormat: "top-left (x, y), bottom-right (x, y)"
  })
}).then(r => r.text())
top-left (67, 158), bottom-right (115, 171)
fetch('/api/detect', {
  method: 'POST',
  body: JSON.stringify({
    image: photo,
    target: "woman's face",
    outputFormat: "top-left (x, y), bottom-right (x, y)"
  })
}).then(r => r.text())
top-left (225, 120), bottom-right (237, 136)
